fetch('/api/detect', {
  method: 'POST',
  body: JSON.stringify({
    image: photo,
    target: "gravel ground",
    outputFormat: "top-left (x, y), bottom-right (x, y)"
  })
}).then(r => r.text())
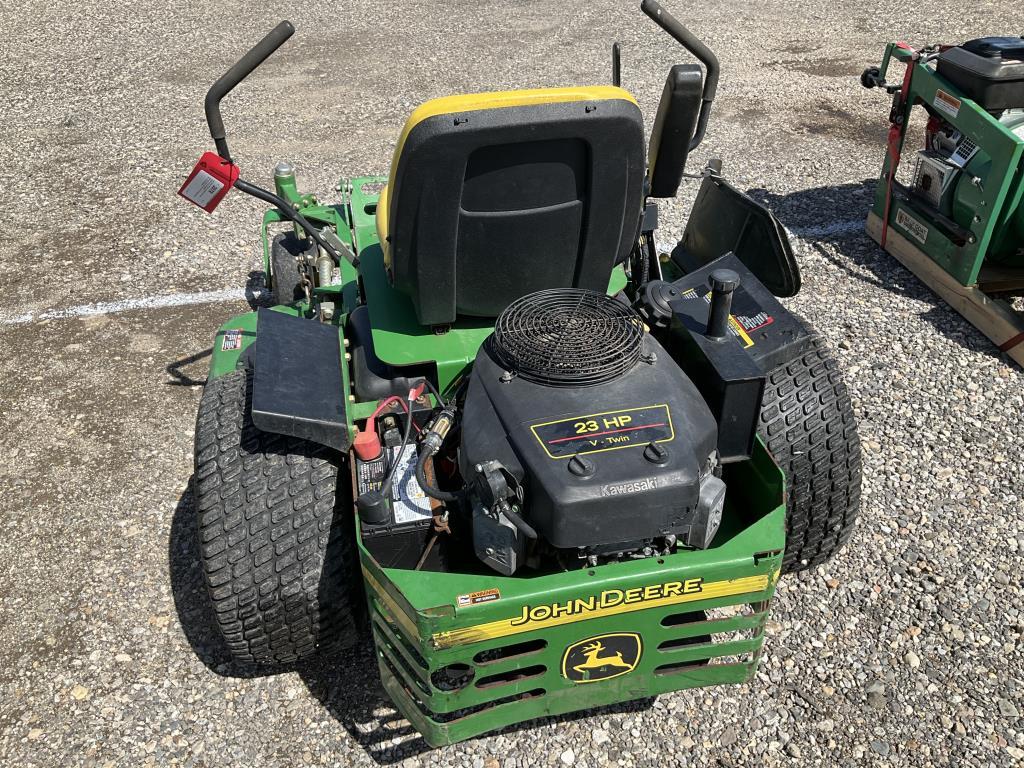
top-left (1, 0), bottom-right (1023, 766)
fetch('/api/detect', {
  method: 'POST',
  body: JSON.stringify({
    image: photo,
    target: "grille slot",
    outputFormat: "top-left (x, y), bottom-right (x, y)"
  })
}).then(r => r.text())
top-left (490, 289), bottom-right (644, 387)
top-left (473, 639), bottom-right (548, 665)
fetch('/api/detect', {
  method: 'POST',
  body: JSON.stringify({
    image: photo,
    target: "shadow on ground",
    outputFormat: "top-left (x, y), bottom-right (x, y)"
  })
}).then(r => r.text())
top-left (299, 657), bottom-right (655, 765)
top-left (166, 349), bottom-right (211, 387)
top-left (169, 480), bottom-right (654, 765)
top-left (752, 178), bottom-right (1015, 365)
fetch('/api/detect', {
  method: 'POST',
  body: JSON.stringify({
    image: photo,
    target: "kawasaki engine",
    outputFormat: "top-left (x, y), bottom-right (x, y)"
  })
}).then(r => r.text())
top-left (459, 289), bottom-right (726, 575)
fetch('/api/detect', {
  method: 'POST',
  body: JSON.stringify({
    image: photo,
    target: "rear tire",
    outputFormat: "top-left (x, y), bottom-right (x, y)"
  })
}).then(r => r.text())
top-left (193, 368), bottom-right (361, 666)
top-left (757, 330), bottom-right (862, 574)
top-left (270, 232), bottom-right (309, 306)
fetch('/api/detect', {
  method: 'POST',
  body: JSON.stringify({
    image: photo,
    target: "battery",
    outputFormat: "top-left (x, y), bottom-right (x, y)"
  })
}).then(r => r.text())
top-left (357, 443), bottom-right (440, 569)
top-left (356, 444), bottom-right (431, 520)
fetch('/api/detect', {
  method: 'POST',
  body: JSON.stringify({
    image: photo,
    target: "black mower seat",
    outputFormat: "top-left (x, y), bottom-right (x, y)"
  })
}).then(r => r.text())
top-left (376, 87), bottom-right (645, 326)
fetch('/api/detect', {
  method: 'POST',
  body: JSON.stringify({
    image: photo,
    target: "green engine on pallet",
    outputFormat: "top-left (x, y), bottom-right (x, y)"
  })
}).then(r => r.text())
top-left (862, 37), bottom-right (1024, 364)
top-left (183, 1), bottom-right (862, 747)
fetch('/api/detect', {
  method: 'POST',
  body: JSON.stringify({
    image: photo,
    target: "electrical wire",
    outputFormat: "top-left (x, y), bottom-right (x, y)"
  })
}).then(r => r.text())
top-left (368, 395), bottom-right (421, 434)
top-left (378, 390), bottom-right (416, 499)
top-left (422, 378), bottom-right (445, 405)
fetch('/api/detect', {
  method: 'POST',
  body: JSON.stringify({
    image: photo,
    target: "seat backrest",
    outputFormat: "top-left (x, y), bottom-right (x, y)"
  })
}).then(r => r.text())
top-left (378, 87), bottom-right (645, 326)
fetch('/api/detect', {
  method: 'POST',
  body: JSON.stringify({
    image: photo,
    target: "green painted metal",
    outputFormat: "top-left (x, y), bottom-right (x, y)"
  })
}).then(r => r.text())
top-left (347, 175), bottom-right (387, 251)
top-left (869, 45), bottom-right (1024, 286)
top-left (359, 442), bottom-right (785, 746)
top-left (207, 307), bottom-right (312, 380)
top-left (259, 170), bottom-right (358, 307)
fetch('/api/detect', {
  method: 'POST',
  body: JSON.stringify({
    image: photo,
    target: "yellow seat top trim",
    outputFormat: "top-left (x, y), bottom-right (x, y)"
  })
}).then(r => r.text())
top-left (375, 182), bottom-right (389, 262)
top-left (401, 86), bottom-right (637, 135)
top-left (380, 86), bottom-right (640, 259)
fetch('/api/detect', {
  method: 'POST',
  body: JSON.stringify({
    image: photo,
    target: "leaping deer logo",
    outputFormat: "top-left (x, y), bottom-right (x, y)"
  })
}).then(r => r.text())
top-left (573, 641), bottom-right (633, 675)
top-left (564, 634), bottom-right (641, 682)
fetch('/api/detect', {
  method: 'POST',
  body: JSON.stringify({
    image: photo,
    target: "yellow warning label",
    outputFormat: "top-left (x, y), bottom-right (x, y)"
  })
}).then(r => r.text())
top-left (729, 315), bottom-right (754, 348)
top-left (457, 588), bottom-right (501, 607)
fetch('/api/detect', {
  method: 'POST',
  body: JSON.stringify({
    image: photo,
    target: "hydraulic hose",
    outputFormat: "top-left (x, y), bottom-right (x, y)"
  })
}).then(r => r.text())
top-left (421, 377), bottom-right (445, 406)
top-left (233, 178), bottom-right (355, 267)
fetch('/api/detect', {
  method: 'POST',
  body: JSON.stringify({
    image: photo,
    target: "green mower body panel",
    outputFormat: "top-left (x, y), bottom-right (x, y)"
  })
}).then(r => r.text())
top-left (360, 442), bottom-right (784, 747)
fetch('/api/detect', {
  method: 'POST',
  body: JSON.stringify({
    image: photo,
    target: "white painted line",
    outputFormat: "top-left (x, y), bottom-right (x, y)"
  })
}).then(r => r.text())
top-left (0, 288), bottom-right (247, 327)
top-left (0, 219), bottom-right (867, 328)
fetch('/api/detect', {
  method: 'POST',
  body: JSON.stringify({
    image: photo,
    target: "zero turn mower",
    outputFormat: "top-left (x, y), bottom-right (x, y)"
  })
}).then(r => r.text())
top-left (181, 1), bottom-right (862, 746)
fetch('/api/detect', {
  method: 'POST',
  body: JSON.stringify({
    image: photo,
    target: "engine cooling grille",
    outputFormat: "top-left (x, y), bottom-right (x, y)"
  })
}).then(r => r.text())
top-left (490, 289), bottom-right (645, 387)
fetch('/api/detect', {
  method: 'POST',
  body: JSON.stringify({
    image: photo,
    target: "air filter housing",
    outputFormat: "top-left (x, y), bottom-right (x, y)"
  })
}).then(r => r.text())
top-left (490, 289), bottom-right (645, 387)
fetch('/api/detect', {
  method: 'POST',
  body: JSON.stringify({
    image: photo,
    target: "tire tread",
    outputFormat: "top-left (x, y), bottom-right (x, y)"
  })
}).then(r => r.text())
top-left (758, 333), bottom-right (862, 574)
top-left (193, 369), bottom-right (358, 666)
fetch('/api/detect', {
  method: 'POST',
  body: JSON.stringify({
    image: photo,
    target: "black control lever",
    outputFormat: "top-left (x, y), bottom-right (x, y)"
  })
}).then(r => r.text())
top-left (205, 21), bottom-right (294, 162)
top-left (640, 0), bottom-right (720, 150)
top-left (199, 22), bottom-right (354, 267)
top-left (706, 269), bottom-right (739, 338)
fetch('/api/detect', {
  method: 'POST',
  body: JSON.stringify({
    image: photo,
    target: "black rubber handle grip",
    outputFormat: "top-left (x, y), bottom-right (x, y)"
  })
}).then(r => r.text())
top-left (640, 0), bottom-right (720, 149)
top-left (204, 21), bottom-right (294, 161)
top-left (640, 1), bottom-right (719, 100)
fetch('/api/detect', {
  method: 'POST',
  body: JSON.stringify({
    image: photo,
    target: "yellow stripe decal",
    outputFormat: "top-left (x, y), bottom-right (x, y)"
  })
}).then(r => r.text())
top-left (431, 574), bottom-right (770, 649)
top-left (362, 567), bottom-right (419, 640)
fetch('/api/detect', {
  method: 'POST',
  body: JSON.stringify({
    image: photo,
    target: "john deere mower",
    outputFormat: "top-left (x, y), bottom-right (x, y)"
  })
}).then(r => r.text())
top-left (182, 1), bottom-right (861, 746)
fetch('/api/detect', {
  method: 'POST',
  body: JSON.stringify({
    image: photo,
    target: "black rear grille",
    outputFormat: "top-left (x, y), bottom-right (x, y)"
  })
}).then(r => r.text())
top-left (490, 289), bottom-right (644, 387)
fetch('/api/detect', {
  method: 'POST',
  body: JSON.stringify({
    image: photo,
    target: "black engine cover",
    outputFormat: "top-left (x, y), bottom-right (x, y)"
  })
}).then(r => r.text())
top-left (937, 38), bottom-right (1024, 111)
top-left (460, 336), bottom-right (717, 549)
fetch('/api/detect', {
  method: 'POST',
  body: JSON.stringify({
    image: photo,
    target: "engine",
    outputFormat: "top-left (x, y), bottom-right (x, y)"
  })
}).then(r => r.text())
top-left (354, 259), bottom-right (807, 576)
top-left (459, 289), bottom-right (726, 575)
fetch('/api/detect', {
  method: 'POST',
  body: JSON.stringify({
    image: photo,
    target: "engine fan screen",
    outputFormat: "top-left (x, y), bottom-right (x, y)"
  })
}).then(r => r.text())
top-left (530, 405), bottom-right (673, 459)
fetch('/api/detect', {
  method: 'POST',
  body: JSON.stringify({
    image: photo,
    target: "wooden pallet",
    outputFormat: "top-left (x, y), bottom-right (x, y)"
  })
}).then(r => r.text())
top-left (866, 212), bottom-right (1024, 367)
